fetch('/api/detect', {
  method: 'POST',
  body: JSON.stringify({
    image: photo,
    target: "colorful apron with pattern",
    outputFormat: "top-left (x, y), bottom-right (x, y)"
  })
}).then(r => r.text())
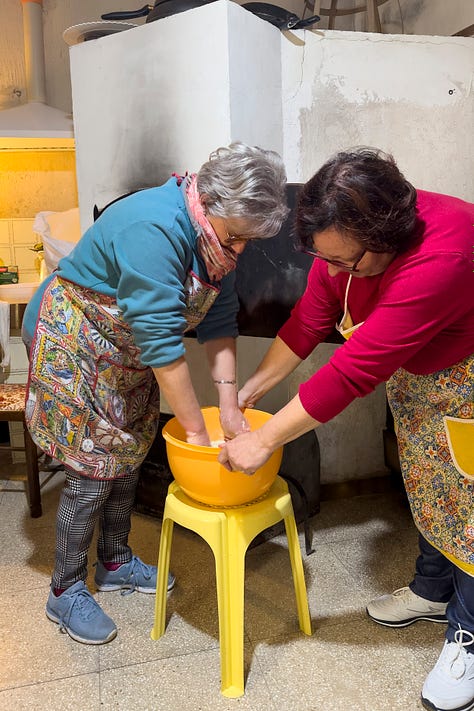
top-left (336, 274), bottom-right (474, 573)
top-left (386, 355), bottom-right (474, 574)
top-left (25, 273), bottom-right (220, 480)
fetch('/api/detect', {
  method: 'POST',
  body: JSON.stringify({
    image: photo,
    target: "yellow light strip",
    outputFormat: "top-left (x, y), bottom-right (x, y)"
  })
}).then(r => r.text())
top-left (0, 137), bottom-right (75, 152)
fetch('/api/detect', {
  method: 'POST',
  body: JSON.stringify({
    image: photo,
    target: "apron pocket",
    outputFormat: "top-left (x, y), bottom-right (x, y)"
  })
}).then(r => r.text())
top-left (444, 416), bottom-right (474, 479)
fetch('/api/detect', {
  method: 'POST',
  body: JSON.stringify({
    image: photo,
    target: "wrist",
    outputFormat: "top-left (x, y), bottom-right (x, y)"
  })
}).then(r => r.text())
top-left (218, 388), bottom-right (239, 411)
top-left (185, 423), bottom-right (208, 439)
top-left (254, 423), bottom-right (279, 453)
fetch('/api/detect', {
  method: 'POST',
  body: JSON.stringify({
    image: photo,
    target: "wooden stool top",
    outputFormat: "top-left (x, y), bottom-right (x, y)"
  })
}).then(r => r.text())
top-left (0, 383), bottom-right (27, 413)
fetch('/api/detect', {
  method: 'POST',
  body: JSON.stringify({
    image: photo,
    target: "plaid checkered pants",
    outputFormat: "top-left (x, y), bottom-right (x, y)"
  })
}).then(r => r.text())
top-left (52, 467), bottom-right (140, 589)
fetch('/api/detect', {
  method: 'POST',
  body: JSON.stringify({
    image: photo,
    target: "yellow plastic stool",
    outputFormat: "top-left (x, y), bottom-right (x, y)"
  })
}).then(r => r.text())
top-left (150, 475), bottom-right (312, 698)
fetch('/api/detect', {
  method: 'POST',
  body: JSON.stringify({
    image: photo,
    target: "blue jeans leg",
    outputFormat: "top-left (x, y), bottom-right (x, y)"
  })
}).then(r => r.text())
top-left (446, 566), bottom-right (474, 651)
top-left (409, 533), bottom-right (454, 603)
top-left (409, 534), bottom-right (474, 652)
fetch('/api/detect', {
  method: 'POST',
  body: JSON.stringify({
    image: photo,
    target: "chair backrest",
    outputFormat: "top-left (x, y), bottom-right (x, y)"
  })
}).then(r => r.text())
top-left (304, 0), bottom-right (389, 32)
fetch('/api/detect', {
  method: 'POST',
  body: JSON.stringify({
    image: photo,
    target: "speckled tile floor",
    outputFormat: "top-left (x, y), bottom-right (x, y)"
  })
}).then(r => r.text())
top-left (0, 461), bottom-right (446, 710)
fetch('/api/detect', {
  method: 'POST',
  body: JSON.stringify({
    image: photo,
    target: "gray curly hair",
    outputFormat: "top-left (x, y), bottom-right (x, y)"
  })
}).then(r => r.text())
top-left (197, 142), bottom-right (289, 239)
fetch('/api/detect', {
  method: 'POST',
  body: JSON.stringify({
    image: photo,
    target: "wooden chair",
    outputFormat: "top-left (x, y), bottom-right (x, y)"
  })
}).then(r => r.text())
top-left (305, 0), bottom-right (389, 33)
top-left (0, 383), bottom-right (42, 517)
top-left (453, 24), bottom-right (474, 37)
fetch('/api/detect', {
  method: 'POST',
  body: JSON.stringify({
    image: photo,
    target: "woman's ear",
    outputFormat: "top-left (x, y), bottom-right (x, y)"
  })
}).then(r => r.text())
top-left (199, 193), bottom-right (209, 212)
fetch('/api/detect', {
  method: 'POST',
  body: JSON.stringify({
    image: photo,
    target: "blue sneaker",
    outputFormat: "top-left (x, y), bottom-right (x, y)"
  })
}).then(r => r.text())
top-left (46, 581), bottom-right (117, 645)
top-left (94, 555), bottom-right (175, 595)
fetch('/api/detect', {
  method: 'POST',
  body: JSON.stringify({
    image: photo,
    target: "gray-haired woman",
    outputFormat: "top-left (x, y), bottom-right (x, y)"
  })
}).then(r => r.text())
top-left (22, 142), bottom-right (289, 646)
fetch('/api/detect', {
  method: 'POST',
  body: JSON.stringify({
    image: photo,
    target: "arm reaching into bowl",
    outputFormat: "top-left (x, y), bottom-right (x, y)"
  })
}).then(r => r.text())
top-left (153, 359), bottom-right (211, 446)
top-left (205, 336), bottom-right (250, 439)
top-left (218, 393), bottom-right (320, 475)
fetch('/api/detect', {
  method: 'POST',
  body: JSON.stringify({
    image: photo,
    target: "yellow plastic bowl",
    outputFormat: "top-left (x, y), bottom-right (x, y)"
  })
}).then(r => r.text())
top-left (162, 406), bottom-right (282, 507)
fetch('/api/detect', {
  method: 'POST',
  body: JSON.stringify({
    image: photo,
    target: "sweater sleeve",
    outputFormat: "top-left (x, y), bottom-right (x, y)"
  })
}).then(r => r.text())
top-left (298, 251), bottom-right (474, 423)
top-left (111, 218), bottom-right (191, 367)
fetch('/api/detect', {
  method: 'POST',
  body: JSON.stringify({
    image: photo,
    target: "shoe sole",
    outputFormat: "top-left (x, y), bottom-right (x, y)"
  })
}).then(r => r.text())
top-left (95, 576), bottom-right (176, 594)
top-left (421, 694), bottom-right (474, 711)
top-left (45, 608), bottom-right (117, 645)
top-left (366, 610), bottom-right (448, 628)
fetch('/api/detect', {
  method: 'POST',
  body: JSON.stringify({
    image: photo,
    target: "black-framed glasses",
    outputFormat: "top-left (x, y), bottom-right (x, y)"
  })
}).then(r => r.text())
top-left (303, 248), bottom-right (367, 272)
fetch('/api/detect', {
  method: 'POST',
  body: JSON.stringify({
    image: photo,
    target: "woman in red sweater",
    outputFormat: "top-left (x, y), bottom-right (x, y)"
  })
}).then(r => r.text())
top-left (218, 148), bottom-right (474, 711)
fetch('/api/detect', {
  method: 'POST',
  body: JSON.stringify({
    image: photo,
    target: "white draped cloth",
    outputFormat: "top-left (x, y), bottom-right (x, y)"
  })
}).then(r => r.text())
top-left (0, 301), bottom-right (10, 368)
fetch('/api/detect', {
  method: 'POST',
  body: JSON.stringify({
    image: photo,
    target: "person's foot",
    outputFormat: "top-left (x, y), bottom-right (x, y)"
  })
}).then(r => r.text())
top-left (421, 630), bottom-right (474, 711)
top-left (46, 581), bottom-right (117, 644)
top-left (94, 555), bottom-right (175, 595)
top-left (366, 587), bottom-right (448, 627)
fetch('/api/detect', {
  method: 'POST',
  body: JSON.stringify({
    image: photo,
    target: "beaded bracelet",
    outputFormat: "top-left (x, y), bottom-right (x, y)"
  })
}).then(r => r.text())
top-left (213, 379), bottom-right (237, 385)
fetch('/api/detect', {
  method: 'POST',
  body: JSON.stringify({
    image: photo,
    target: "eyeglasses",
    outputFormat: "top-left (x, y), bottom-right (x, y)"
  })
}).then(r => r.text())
top-left (225, 231), bottom-right (249, 245)
top-left (224, 227), bottom-right (257, 246)
top-left (303, 248), bottom-right (367, 272)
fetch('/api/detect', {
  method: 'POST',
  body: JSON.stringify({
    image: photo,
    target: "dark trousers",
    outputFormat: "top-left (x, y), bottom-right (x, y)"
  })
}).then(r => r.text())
top-left (410, 533), bottom-right (474, 650)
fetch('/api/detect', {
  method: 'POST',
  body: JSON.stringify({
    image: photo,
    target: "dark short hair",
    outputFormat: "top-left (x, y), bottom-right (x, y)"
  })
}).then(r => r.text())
top-left (296, 148), bottom-right (420, 253)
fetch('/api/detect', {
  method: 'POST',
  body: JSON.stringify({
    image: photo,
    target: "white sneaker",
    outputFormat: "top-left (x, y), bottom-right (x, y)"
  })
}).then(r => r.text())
top-left (366, 587), bottom-right (448, 627)
top-left (421, 630), bottom-right (474, 711)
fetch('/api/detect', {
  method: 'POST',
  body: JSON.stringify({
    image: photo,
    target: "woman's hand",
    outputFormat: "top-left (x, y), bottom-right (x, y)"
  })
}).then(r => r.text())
top-left (237, 385), bottom-right (257, 411)
top-left (219, 406), bottom-right (251, 441)
top-left (217, 430), bottom-right (272, 475)
top-left (219, 394), bottom-right (320, 474)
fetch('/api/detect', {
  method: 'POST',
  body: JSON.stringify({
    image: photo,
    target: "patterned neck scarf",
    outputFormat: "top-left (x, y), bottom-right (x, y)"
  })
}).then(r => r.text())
top-left (183, 174), bottom-right (237, 282)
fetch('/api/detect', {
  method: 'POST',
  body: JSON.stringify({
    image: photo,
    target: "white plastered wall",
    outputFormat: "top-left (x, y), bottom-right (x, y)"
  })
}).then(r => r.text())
top-left (69, 0), bottom-right (282, 230)
top-left (281, 30), bottom-right (473, 196)
top-left (68, 1), bottom-right (473, 483)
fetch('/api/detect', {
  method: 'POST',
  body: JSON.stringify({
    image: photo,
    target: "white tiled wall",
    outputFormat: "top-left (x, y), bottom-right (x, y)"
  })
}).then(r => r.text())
top-left (0, 218), bottom-right (40, 283)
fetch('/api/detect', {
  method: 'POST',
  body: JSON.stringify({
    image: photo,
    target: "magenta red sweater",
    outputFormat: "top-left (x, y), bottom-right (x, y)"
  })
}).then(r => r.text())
top-left (278, 190), bottom-right (474, 423)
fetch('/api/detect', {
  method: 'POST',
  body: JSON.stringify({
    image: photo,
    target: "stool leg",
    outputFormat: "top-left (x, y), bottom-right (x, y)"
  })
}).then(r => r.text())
top-left (151, 516), bottom-right (174, 640)
top-left (214, 517), bottom-right (246, 698)
top-left (23, 421), bottom-right (41, 518)
top-left (284, 513), bottom-right (312, 636)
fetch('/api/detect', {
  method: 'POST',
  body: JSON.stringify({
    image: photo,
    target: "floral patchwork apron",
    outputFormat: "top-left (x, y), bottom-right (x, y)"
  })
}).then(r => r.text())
top-left (25, 273), bottom-right (219, 480)
top-left (337, 275), bottom-right (474, 574)
top-left (387, 356), bottom-right (474, 574)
